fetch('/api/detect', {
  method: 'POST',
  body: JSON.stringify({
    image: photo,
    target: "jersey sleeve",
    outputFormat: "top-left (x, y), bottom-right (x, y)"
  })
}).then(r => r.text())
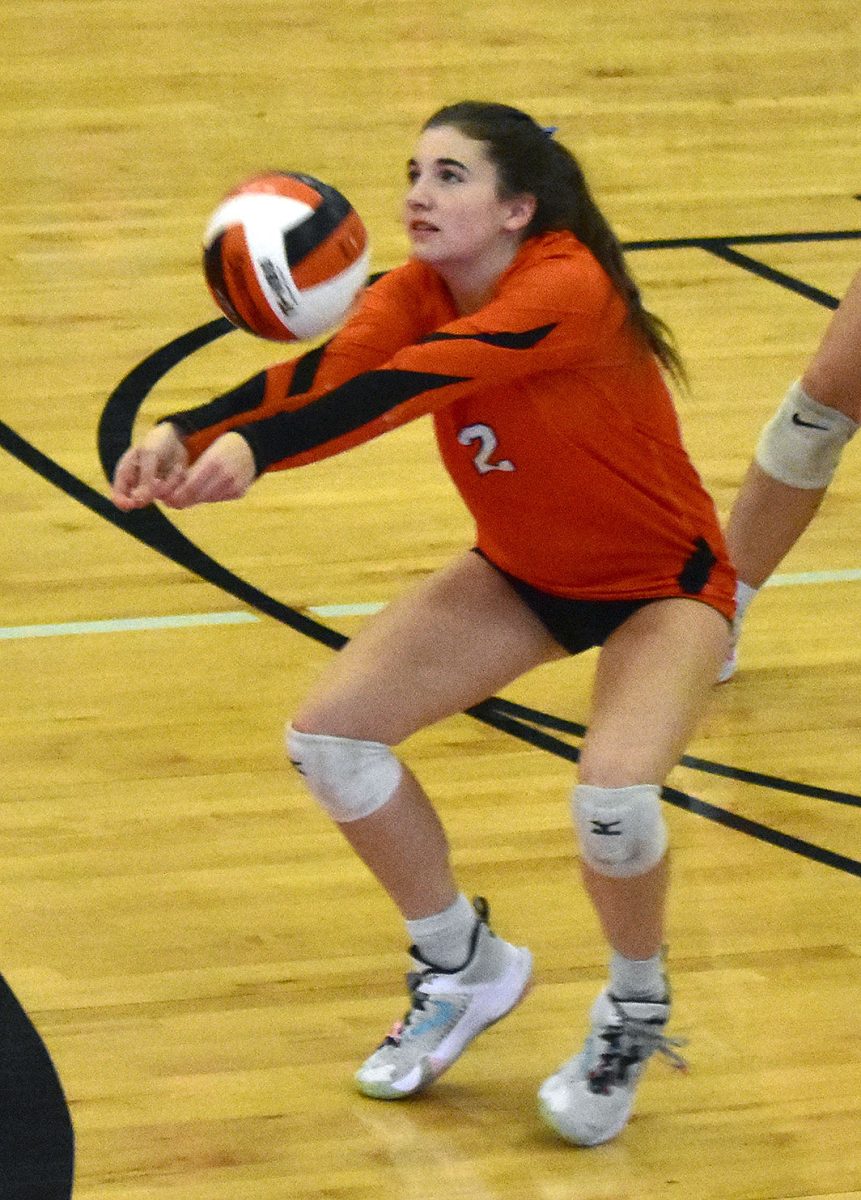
top-left (162, 345), bottom-right (327, 441)
top-left (161, 267), bottom-right (426, 462)
top-left (179, 245), bottom-right (623, 474)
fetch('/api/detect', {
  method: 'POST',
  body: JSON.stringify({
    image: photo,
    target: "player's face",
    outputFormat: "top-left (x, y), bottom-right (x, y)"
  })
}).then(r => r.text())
top-left (404, 126), bottom-right (528, 268)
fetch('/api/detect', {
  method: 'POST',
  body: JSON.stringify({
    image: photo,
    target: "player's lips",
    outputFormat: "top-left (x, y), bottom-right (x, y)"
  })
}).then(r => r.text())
top-left (409, 220), bottom-right (439, 233)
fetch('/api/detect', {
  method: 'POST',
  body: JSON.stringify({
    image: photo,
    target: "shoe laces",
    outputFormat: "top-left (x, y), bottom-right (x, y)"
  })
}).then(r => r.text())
top-left (587, 995), bottom-right (687, 1094)
top-left (380, 970), bottom-right (433, 1047)
top-left (381, 897), bottom-right (491, 1049)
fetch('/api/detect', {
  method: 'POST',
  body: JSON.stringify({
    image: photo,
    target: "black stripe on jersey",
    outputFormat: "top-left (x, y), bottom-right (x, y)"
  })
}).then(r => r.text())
top-left (420, 322), bottom-right (558, 349)
top-left (162, 371), bottom-right (267, 435)
top-left (243, 368), bottom-right (469, 474)
top-left (285, 273), bottom-right (391, 395)
top-left (162, 332), bottom-right (334, 434)
top-left (678, 537), bottom-right (718, 594)
top-left (287, 342), bottom-right (328, 395)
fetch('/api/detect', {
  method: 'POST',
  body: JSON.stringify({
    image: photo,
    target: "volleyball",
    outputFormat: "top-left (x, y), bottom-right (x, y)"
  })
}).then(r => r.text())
top-left (202, 171), bottom-right (370, 342)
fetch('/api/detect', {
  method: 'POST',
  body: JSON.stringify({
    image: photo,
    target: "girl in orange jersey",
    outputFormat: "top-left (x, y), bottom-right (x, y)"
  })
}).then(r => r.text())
top-left (112, 102), bottom-right (734, 1147)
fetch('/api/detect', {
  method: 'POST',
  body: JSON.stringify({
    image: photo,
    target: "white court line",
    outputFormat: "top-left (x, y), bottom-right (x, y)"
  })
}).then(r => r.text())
top-left (1, 569), bottom-right (858, 641)
top-left (763, 567), bottom-right (861, 587)
top-left (0, 604), bottom-right (383, 641)
top-left (0, 612), bottom-right (260, 639)
top-left (308, 602), bottom-right (386, 617)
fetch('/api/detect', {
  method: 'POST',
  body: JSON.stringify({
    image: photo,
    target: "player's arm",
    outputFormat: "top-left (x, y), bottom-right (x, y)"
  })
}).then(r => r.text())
top-left (112, 316), bottom-right (483, 508)
top-left (151, 309), bottom-right (561, 508)
top-left (230, 261), bottom-right (611, 474)
top-left (161, 344), bottom-right (329, 441)
top-left (155, 257), bottom-right (613, 506)
top-left (111, 271), bottom-right (416, 509)
top-left (159, 267), bottom-right (429, 456)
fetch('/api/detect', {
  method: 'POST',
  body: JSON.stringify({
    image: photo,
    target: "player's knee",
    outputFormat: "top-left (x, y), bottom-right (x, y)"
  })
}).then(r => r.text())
top-left (755, 380), bottom-right (859, 489)
top-left (286, 725), bottom-right (403, 822)
top-left (572, 783), bottom-right (667, 878)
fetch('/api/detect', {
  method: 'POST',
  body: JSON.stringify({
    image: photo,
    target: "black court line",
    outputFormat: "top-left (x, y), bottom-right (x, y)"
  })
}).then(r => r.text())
top-left (3, 411), bottom-right (858, 878)
top-left (3, 228), bottom-right (860, 1194)
top-left (5, 413), bottom-right (858, 832)
top-left (2, 416), bottom-right (347, 654)
top-left (699, 243), bottom-right (841, 309)
top-left (3, 226), bottom-right (859, 880)
top-left (0, 974), bottom-right (74, 1199)
top-left (468, 704), bottom-right (861, 879)
top-left (624, 228), bottom-right (861, 309)
top-left (7, 397), bottom-right (859, 888)
top-left (488, 697), bottom-right (861, 809)
top-left (626, 228), bottom-right (861, 252)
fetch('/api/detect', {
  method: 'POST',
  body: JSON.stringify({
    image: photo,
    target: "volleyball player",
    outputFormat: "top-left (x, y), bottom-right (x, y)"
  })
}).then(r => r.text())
top-left (113, 101), bottom-right (734, 1146)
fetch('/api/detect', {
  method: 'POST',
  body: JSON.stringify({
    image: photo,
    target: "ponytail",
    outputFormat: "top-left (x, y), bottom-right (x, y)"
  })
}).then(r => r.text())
top-left (424, 102), bottom-right (686, 385)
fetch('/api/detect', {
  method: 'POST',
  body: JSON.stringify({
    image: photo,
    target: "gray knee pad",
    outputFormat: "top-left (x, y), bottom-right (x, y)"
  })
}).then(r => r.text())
top-left (573, 783), bottom-right (667, 878)
top-left (755, 380), bottom-right (859, 488)
top-left (286, 726), bottom-right (403, 822)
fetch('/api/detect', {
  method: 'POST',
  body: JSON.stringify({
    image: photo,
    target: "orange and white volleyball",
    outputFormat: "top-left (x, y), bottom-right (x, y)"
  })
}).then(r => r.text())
top-left (202, 171), bottom-right (370, 341)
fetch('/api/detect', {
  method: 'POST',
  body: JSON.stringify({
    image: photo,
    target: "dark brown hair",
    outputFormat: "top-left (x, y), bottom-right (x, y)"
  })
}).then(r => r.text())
top-left (424, 101), bottom-right (685, 383)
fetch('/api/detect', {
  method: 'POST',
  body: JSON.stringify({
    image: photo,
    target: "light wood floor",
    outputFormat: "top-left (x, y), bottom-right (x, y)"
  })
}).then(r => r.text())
top-left (1, 2), bottom-right (859, 1197)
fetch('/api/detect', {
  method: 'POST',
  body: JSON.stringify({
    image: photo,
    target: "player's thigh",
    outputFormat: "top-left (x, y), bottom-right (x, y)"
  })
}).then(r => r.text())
top-left (578, 598), bottom-right (730, 786)
top-left (292, 549), bottom-right (566, 743)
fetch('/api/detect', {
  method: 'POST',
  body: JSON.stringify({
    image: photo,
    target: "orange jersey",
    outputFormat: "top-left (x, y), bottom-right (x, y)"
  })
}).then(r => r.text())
top-left (173, 231), bottom-right (735, 618)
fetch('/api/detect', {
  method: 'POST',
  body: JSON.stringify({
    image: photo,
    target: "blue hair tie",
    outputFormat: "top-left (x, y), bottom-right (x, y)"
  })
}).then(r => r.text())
top-left (541, 124), bottom-right (559, 138)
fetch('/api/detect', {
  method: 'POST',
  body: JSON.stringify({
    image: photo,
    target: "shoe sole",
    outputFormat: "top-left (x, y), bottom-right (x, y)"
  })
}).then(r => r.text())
top-left (356, 947), bottom-right (533, 1100)
top-left (538, 1092), bottom-right (631, 1147)
top-left (538, 1051), bottom-right (639, 1147)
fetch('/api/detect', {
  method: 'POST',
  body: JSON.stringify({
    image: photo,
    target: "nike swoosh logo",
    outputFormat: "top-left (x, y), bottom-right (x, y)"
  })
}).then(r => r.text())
top-left (792, 412), bottom-right (830, 430)
top-left (407, 999), bottom-right (459, 1039)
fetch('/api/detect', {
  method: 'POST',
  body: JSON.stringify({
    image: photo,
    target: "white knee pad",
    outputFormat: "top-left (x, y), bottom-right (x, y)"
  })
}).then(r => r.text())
top-left (755, 380), bottom-right (859, 489)
top-left (285, 726), bottom-right (403, 823)
top-left (573, 783), bottom-right (667, 878)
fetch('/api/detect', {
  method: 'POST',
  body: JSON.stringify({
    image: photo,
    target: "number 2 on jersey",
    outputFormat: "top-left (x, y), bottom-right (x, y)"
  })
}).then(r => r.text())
top-left (457, 423), bottom-right (515, 474)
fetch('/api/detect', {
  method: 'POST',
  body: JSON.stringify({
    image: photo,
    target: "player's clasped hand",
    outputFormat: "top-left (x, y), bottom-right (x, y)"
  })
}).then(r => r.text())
top-left (161, 433), bottom-right (257, 508)
top-left (111, 427), bottom-right (256, 510)
top-left (111, 421), bottom-right (188, 510)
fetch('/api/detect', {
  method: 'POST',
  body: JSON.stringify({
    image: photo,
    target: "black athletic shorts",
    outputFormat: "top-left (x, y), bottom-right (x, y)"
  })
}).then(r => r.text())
top-left (472, 548), bottom-right (657, 656)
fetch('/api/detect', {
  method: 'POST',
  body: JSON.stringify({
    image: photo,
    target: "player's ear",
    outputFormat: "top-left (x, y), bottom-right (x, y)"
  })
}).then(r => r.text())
top-left (502, 193), bottom-right (537, 234)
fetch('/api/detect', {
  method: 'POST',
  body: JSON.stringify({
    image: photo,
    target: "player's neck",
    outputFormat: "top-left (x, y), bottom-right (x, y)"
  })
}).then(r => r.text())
top-left (439, 239), bottom-right (521, 315)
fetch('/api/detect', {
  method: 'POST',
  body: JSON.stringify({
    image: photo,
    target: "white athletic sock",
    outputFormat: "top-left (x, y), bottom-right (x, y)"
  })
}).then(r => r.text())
top-left (734, 579), bottom-right (759, 627)
top-left (609, 950), bottom-right (666, 1000)
top-left (406, 893), bottom-right (477, 970)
